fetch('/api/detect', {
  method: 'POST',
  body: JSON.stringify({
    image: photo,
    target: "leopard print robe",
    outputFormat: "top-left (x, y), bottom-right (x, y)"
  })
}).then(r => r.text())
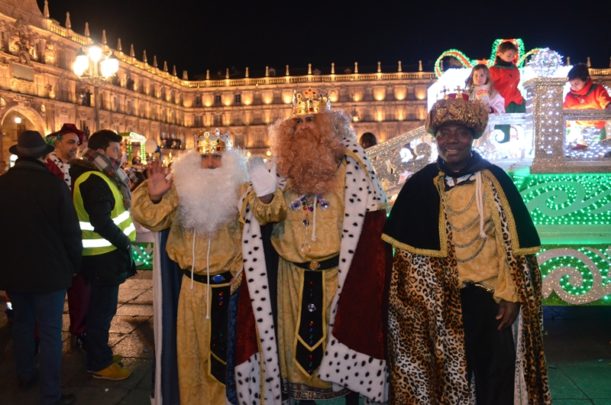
top-left (386, 169), bottom-right (551, 405)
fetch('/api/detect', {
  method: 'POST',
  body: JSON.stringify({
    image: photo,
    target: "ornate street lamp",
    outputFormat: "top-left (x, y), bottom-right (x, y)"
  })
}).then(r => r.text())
top-left (72, 45), bottom-right (119, 131)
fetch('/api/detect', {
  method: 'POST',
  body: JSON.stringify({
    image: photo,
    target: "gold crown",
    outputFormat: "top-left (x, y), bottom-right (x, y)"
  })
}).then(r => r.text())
top-left (197, 129), bottom-right (232, 155)
top-left (291, 88), bottom-right (331, 116)
top-left (425, 98), bottom-right (489, 139)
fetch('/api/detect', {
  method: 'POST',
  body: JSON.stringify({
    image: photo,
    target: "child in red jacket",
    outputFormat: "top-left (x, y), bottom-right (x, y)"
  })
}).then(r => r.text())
top-left (490, 41), bottom-right (525, 112)
top-left (490, 41), bottom-right (524, 142)
top-left (563, 63), bottom-right (611, 148)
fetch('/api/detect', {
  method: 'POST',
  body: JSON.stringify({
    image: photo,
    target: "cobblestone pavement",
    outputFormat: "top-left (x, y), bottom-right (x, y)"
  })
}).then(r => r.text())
top-left (0, 271), bottom-right (154, 405)
top-left (1, 270), bottom-right (609, 404)
top-left (543, 305), bottom-right (611, 405)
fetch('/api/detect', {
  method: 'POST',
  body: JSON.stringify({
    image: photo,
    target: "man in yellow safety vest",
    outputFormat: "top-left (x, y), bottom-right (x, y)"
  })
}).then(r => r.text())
top-left (70, 130), bottom-right (136, 381)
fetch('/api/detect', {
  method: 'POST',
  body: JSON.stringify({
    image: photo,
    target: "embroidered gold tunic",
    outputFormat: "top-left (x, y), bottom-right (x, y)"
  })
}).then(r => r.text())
top-left (131, 181), bottom-right (246, 405)
top-left (250, 164), bottom-right (347, 396)
top-left (444, 180), bottom-right (519, 303)
top-left (131, 183), bottom-right (244, 278)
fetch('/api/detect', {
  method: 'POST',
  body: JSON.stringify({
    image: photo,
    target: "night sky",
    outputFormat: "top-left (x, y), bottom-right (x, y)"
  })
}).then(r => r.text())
top-left (38, 0), bottom-right (610, 78)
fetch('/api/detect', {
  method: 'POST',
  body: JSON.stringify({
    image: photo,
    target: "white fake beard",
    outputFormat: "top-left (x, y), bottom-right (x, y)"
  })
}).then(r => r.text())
top-left (171, 149), bottom-right (247, 235)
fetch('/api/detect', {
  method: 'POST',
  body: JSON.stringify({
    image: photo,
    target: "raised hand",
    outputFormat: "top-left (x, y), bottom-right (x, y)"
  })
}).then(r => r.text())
top-left (146, 160), bottom-right (172, 202)
top-left (248, 157), bottom-right (277, 198)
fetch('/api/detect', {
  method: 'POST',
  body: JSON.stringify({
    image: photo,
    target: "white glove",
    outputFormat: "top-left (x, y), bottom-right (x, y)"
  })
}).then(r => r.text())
top-left (248, 158), bottom-right (277, 197)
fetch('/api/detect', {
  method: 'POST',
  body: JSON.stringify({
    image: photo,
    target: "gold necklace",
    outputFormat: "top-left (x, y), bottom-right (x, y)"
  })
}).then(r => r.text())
top-left (444, 190), bottom-right (476, 215)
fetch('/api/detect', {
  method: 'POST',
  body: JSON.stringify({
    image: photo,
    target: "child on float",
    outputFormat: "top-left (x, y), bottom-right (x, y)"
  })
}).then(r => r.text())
top-left (490, 41), bottom-right (524, 143)
top-left (490, 41), bottom-right (524, 112)
top-left (464, 64), bottom-right (508, 156)
top-left (465, 63), bottom-right (505, 113)
top-left (563, 63), bottom-right (611, 149)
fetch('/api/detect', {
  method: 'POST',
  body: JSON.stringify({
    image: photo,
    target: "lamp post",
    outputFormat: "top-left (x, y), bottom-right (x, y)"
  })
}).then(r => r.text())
top-left (72, 45), bottom-right (119, 132)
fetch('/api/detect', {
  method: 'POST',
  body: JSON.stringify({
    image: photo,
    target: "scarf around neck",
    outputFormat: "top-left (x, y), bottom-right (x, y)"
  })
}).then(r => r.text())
top-left (83, 149), bottom-right (131, 209)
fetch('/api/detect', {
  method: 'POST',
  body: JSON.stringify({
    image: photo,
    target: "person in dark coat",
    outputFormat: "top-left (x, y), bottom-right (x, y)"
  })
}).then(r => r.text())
top-left (45, 123), bottom-right (91, 350)
top-left (0, 130), bottom-right (81, 405)
top-left (70, 130), bottom-right (136, 381)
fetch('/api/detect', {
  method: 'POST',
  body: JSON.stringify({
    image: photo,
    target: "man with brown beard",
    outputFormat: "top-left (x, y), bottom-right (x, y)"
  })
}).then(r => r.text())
top-left (131, 131), bottom-right (248, 404)
top-left (235, 89), bottom-right (390, 404)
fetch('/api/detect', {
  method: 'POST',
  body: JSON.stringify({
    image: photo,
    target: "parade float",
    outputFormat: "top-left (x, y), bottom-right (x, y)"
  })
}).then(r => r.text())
top-left (368, 39), bottom-right (610, 306)
top-left (119, 131), bottom-right (147, 165)
top-left (119, 132), bottom-right (156, 270)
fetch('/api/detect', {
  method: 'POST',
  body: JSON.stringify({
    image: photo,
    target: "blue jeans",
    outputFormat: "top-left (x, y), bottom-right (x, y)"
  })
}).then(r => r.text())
top-left (85, 283), bottom-right (119, 371)
top-left (8, 289), bottom-right (66, 405)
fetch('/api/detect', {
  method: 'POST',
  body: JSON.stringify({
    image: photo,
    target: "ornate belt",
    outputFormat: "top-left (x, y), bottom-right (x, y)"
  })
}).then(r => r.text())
top-left (180, 269), bottom-right (232, 284)
top-left (292, 255), bottom-right (339, 271)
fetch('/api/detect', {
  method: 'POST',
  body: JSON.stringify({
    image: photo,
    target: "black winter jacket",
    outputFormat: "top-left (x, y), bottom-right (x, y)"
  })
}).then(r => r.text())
top-left (0, 158), bottom-right (82, 292)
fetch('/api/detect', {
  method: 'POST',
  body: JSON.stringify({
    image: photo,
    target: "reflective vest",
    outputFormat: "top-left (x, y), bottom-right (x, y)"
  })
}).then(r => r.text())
top-left (73, 171), bottom-right (136, 256)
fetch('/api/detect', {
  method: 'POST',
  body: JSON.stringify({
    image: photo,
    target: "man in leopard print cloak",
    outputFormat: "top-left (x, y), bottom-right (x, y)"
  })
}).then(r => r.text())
top-left (383, 98), bottom-right (551, 405)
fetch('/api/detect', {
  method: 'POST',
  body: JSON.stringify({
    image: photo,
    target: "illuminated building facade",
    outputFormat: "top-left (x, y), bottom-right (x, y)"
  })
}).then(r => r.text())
top-left (0, 0), bottom-right (435, 170)
top-left (1, 1), bottom-right (609, 305)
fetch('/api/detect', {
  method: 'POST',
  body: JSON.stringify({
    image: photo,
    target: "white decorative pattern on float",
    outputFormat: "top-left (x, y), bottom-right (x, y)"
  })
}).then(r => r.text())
top-left (539, 246), bottom-right (611, 305)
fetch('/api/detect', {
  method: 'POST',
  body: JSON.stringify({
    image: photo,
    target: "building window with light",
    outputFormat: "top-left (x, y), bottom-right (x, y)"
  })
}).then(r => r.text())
top-left (79, 88), bottom-right (91, 106)
top-left (58, 50), bottom-right (68, 69)
top-left (233, 134), bottom-right (244, 148)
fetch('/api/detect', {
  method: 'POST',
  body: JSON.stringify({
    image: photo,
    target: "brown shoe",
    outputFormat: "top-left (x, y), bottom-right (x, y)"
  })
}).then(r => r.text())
top-left (92, 362), bottom-right (132, 381)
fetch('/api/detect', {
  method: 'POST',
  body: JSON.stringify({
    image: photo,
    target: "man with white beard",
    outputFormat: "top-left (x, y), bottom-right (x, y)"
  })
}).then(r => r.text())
top-left (131, 131), bottom-right (248, 405)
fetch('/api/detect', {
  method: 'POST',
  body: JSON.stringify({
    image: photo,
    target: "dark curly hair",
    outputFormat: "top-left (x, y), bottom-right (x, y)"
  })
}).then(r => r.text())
top-left (567, 63), bottom-right (590, 82)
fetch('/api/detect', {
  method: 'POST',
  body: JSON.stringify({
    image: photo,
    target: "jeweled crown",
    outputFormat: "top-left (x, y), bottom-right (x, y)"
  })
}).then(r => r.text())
top-left (291, 88), bottom-right (331, 116)
top-left (197, 129), bottom-right (232, 155)
top-left (425, 98), bottom-right (489, 139)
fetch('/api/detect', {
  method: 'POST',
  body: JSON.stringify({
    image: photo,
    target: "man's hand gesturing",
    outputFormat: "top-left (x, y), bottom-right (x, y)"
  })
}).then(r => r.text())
top-left (146, 161), bottom-right (172, 202)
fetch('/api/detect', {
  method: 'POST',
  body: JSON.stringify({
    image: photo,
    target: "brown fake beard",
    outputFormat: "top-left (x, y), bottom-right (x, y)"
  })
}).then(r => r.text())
top-left (273, 116), bottom-right (345, 195)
